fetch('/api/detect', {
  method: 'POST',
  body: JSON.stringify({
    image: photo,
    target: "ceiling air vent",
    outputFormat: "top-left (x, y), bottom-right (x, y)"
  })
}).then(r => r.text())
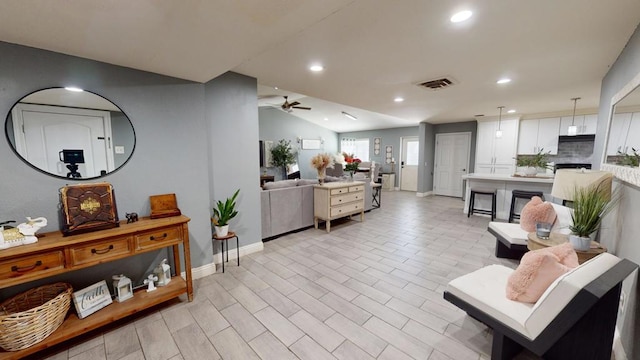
top-left (417, 77), bottom-right (456, 91)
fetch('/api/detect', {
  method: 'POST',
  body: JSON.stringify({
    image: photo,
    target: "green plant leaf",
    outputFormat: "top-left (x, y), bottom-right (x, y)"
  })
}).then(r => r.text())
top-left (212, 189), bottom-right (240, 226)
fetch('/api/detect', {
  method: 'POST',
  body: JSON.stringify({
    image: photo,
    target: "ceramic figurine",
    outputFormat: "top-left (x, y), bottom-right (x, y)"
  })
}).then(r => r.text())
top-left (143, 274), bottom-right (158, 292)
top-left (154, 259), bottom-right (171, 287)
top-left (126, 212), bottom-right (139, 223)
top-left (0, 216), bottom-right (47, 250)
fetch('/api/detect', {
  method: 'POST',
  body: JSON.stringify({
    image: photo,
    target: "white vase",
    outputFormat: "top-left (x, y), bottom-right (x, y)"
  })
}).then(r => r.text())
top-left (215, 225), bottom-right (229, 237)
top-left (523, 166), bottom-right (538, 176)
top-left (569, 234), bottom-right (591, 251)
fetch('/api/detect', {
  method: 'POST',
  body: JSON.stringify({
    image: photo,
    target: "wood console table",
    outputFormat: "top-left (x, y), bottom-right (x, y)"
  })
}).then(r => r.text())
top-left (0, 215), bottom-right (193, 359)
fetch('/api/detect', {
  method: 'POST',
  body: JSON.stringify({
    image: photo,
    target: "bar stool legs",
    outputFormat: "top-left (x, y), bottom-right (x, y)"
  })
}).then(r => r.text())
top-left (468, 188), bottom-right (497, 221)
top-left (508, 190), bottom-right (544, 223)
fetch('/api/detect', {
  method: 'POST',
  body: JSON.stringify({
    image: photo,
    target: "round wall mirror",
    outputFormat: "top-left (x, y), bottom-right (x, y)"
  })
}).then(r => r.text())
top-left (5, 87), bottom-right (136, 180)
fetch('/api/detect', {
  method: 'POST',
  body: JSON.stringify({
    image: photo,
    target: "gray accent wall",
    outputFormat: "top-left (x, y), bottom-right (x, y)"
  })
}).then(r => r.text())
top-left (259, 107), bottom-right (339, 180)
top-left (339, 127), bottom-right (420, 187)
top-left (0, 42), bottom-right (261, 293)
top-left (595, 24), bottom-right (640, 359)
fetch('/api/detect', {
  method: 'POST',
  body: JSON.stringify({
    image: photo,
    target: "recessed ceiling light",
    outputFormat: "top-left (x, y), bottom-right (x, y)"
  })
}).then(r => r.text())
top-left (64, 87), bottom-right (84, 92)
top-left (309, 64), bottom-right (324, 72)
top-left (394, 97), bottom-right (404, 102)
top-left (450, 10), bottom-right (472, 23)
top-left (324, 117), bottom-right (328, 121)
top-left (274, 86), bottom-right (278, 90)
top-left (508, 109), bottom-right (516, 113)
top-left (496, 78), bottom-right (511, 84)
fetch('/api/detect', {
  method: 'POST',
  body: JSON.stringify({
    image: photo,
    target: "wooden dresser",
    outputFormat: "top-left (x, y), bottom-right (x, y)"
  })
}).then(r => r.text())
top-left (314, 181), bottom-right (365, 232)
top-left (0, 215), bottom-right (192, 359)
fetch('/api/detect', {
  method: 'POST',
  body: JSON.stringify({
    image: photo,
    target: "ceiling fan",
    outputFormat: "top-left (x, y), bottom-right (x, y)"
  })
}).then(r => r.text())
top-left (281, 96), bottom-right (311, 112)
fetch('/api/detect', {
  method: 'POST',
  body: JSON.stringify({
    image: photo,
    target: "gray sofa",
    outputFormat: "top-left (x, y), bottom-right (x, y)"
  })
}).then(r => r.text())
top-left (261, 178), bottom-right (374, 239)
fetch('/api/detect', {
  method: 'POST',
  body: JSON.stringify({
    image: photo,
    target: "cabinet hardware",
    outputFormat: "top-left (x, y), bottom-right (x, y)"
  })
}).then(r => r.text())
top-left (11, 260), bottom-right (42, 272)
top-left (91, 244), bottom-right (114, 254)
top-left (150, 233), bottom-right (168, 241)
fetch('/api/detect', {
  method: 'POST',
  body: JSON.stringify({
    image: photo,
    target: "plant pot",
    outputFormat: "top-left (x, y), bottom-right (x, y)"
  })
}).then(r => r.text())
top-left (215, 225), bottom-right (229, 237)
top-left (523, 166), bottom-right (538, 176)
top-left (569, 234), bottom-right (591, 251)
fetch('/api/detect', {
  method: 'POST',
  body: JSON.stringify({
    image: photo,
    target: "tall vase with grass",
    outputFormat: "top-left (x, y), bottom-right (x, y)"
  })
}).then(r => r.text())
top-left (568, 182), bottom-right (616, 251)
top-left (212, 189), bottom-right (240, 237)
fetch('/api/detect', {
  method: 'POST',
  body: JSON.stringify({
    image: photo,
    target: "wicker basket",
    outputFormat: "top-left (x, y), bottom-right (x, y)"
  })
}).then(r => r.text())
top-left (0, 282), bottom-right (72, 351)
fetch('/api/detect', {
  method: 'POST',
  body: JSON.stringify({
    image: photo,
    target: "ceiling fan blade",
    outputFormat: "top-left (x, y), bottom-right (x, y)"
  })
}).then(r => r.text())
top-left (292, 106), bottom-right (311, 110)
top-left (289, 101), bottom-right (301, 107)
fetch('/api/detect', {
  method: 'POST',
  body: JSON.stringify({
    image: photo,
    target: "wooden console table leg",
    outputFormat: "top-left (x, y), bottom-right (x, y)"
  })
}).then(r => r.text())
top-left (182, 223), bottom-right (194, 301)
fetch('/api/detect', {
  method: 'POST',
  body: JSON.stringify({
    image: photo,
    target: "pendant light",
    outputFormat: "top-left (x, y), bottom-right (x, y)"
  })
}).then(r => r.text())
top-left (495, 106), bottom-right (505, 138)
top-left (567, 97), bottom-right (580, 136)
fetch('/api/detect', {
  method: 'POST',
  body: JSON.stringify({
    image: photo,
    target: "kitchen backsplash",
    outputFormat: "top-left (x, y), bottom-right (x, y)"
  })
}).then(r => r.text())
top-left (548, 139), bottom-right (595, 164)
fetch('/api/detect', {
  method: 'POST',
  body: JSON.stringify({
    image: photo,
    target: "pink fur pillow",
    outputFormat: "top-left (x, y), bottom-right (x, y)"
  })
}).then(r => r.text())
top-left (519, 196), bottom-right (557, 232)
top-left (506, 244), bottom-right (578, 303)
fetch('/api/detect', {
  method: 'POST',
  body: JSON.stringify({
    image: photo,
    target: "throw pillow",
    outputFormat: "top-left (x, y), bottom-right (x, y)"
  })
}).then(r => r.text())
top-left (505, 246), bottom-right (573, 303)
top-left (519, 196), bottom-right (557, 232)
top-left (543, 242), bottom-right (579, 268)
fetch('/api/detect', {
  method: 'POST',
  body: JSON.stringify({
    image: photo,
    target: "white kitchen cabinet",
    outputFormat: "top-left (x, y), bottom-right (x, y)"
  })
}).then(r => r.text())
top-left (475, 118), bottom-right (518, 174)
top-left (517, 117), bottom-right (560, 155)
top-left (560, 114), bottom-right (597, 135)
top-left (583, 114), bottom-right (598, 134)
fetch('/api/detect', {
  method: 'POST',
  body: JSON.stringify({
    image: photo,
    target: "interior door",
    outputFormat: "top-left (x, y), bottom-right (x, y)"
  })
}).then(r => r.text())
top-left (400, 136), bottom-right (419, 191)
top-left (434, 133), bottom-right (470, 197)
top-left (12, 103), bottom-right (113, 178)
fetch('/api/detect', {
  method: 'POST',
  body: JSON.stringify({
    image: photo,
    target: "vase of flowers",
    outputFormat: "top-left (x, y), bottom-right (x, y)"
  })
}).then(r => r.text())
top-left (343, 152), bottom-right (361, 181)
top-left (310, 153), bottom-right (334, 184)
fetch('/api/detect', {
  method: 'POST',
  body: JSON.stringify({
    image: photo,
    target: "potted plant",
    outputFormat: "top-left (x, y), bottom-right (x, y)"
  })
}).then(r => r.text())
top-left (568, 182), bottom-right (616, 251)
top-left (212, 189), bottom-right (240, 237)
top-left (617, 148), bottom-right (639, 167)
top-left (516, 149), bottom-right (551, 176)
top-left (342, 152), bottom-right (361, 180)
top-left (310, 153), bottom-right (334, 184)
top-left (270, 139), bottom-right (297, 180)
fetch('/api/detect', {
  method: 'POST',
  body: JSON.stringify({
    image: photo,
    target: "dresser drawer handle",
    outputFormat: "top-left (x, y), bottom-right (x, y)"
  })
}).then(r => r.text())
top-left (11, 260), bottom-right (43, 272)
top-left (91, 244), bottom-right (114, 254)
top-left (150, 233), bottom-right (168, 241)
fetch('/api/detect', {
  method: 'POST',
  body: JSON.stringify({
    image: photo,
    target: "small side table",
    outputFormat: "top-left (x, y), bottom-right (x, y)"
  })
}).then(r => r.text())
top-left (527, 232), bottom-right (606, 264)
top-left (371, 183), bottom-right (382, 208)
top-left (212, 231), bottom-right (239, 273)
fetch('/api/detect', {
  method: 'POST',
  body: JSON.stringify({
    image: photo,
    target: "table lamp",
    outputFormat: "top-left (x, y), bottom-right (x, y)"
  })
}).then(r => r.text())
top-left (551, 169), bottom-right (613, 206)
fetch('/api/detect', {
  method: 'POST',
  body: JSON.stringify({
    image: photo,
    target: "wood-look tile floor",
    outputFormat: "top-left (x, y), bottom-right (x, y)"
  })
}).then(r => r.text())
top-left (43, 191), bottom-right (541, 360)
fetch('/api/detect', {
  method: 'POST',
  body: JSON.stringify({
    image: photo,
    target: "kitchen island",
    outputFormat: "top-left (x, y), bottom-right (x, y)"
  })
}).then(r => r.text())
top-left (462, 173), bottom-right (555, 220)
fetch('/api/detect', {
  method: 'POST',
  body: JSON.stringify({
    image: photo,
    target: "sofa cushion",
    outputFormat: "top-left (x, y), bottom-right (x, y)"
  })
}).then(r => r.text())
top-left (520, 197), bottom-right (557, 232)
top-left (263, 180), bottom-right (299, 190)
top-left (297, 179), bottom-right (319, 186)
top-left (489, 222), bottom-right (529, 245)
top-left (506, 246), bottom-right (574, 303)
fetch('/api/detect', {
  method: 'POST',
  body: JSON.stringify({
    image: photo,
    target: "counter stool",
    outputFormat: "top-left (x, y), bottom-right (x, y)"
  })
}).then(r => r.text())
top-left (468, 188), bottom-right (497, 221)
top-left (508, 190), bottom-right (544, 223)
top-left (212, 231), bottom-right (239, 273)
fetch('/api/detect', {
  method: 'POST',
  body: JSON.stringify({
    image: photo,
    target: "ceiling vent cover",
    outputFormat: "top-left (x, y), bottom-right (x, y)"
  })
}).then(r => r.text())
top-left (417, 77), bottom-right (456, 91)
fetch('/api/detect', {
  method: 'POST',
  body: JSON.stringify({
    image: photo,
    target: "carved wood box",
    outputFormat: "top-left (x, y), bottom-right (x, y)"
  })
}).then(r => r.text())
top-left (59, 182), bottom-right (119, 236)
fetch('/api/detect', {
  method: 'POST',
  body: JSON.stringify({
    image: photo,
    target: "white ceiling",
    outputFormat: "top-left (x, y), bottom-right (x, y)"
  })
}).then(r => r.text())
top-left (1, 1), bottom-right (639, 132)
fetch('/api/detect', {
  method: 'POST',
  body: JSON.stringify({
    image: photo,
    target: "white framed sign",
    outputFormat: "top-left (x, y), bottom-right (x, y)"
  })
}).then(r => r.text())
top-left (301, 139), bottom-right (321, 150)
top-left (72, 280), bottom-right (113, 319)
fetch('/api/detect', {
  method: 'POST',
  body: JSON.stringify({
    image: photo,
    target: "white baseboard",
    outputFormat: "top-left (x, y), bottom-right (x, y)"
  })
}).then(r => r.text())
top-left (416, 191), bottom-right (433, 197)
top-left (612, 329), bottom-right (627, 360)
top-left (182, 241), bottom-right (264, 280)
